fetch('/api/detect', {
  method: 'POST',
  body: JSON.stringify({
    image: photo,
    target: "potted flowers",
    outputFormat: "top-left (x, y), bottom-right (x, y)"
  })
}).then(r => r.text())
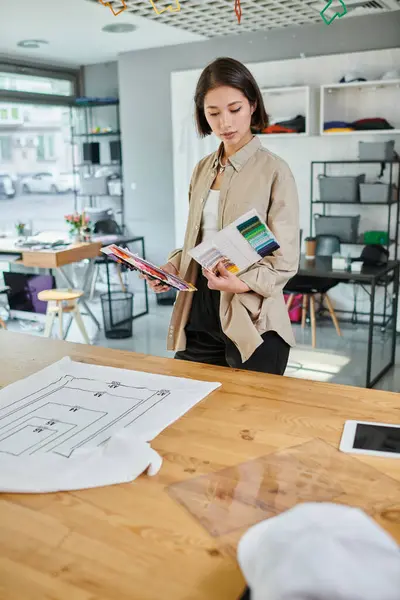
top-left (15, 221), bottom-right (27, 237)
top-left (65, 212), bottom-right (90, 243)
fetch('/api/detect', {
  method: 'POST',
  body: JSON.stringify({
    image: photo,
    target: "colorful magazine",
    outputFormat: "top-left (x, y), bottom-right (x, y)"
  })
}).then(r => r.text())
top-left (189, 208), bottom-right (280, 275)
top-left (101, 245), bottom-right (196, 292)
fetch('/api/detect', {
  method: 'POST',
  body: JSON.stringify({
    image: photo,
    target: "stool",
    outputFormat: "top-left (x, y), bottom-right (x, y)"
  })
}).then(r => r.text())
top-left (0, 318), bottom-right (6, 330)
top-left (38, 289), bottom-right (90, 344)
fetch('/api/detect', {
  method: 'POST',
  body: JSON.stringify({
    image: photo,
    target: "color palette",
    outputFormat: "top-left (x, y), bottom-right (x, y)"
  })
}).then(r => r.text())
top-left (196, 246), bottom-right (239, 274)
top-left (237, 215), bottom-right (280, 258)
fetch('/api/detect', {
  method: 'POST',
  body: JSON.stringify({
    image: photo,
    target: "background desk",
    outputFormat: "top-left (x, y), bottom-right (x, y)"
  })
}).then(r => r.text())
top-left (0, 235), bottom-right (149, 324)
top-left (0, 240), bottom-right (102, 329)
top-left (0, 331), bottom-right (400, 600)
top-left (298, 256), bottom-right (400, 388)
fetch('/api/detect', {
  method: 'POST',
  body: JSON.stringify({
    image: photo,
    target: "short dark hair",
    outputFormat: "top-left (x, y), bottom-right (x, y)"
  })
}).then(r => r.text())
top-left (194, 57), bottom-right (269, 137)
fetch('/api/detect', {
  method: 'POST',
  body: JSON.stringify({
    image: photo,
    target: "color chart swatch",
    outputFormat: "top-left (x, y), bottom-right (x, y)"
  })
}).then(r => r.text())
top-left (236, 214), bottom-right (280, 258)
top-left (193, 246), bottom-right (239, 275)
top-left (189, 209), bottom-right (280, 276)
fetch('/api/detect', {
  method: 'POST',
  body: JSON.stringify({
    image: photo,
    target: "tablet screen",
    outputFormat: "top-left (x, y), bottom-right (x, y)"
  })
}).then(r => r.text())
top-left (353, 423), bottom-right (400, 454)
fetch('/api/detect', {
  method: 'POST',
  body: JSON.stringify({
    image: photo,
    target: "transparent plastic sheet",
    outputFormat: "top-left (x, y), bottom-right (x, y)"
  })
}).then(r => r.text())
top-left (168, 439), bottom-right (400, 557)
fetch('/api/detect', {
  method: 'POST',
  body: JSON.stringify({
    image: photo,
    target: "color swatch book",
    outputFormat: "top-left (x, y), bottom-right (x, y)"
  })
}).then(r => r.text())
top-left (101, 245), bottom-right (196, 292)
top-left (189, 209), bottom-right (280, 275)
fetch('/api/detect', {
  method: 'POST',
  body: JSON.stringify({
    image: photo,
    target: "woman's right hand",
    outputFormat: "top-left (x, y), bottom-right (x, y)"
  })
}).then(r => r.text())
top-left (139, 262), bottom-right (178, 294)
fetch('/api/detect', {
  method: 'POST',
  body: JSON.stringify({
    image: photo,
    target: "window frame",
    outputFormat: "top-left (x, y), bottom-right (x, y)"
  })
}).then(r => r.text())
top-left (36, 134), bottom-right (56, 162)
top-left (0, 135), bottom-right (12, 162)
top-left (0, 57), bottom-right (82, 107)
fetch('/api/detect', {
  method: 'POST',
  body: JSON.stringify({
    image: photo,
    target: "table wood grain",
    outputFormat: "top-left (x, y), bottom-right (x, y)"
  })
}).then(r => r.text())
top-left (0, 331), bottom-right (399, 600)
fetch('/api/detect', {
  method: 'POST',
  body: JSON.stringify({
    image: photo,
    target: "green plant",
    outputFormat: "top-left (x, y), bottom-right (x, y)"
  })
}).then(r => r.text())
top-left (15, 222), bottom-right (26, 236)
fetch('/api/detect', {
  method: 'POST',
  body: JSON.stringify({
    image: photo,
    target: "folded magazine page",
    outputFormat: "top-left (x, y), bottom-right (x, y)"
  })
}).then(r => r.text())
top-left (101, 245), bottom-right (197, 292)
top-left (189, 209), bottom-right (280, 274)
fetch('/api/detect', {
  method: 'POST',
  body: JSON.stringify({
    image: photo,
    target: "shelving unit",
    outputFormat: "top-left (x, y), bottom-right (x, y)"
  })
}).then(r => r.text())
top-left (258, 85), bottom-right (310, 138)
top-left (69, 101), bottom-right (125, 229)
top-left (310, 159), bottom-right (400, 260)
top-left (310, 159), bottom-right (400, 330)
top-left (320, 79), bottom-right (400, 136)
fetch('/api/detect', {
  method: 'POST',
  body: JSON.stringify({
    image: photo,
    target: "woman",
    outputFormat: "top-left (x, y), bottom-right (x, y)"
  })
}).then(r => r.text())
top-left (147, 57), bottom-right (299, 375)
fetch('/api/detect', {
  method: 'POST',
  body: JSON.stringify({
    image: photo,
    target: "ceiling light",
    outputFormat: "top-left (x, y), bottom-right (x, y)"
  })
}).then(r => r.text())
top-left (102, 23), bottom-right (136, 33)
top-left (17, 39), bottom-right (49, 49)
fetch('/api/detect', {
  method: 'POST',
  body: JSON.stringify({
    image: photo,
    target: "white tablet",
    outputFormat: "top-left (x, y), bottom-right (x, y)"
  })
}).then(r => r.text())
top-left (339, 420), bottom-right (400, 458)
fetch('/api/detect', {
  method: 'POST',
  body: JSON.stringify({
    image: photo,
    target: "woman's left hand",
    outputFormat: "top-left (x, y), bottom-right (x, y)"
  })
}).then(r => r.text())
top-left (202, 262), bottom-right (250, 294)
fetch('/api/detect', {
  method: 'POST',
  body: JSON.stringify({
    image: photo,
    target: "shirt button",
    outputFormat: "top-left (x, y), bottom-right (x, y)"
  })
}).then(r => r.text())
top-left (195, 225), bottom-right (199, 231)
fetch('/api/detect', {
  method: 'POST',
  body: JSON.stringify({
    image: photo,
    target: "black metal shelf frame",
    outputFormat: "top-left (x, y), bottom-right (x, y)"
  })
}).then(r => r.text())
top-left (69, 102), bottom-right (125, 230)
top-left (310, 159), bottom-right (400, 330)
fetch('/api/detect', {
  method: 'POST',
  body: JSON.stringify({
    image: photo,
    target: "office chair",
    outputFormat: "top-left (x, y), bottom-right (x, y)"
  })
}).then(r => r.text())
top-left (89, 218), bottom-right (126, 300)
top-left (284, 234), bottom-right (342, 348)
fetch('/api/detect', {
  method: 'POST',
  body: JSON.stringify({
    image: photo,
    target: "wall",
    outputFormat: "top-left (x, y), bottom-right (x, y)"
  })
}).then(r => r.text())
top-left (116, 12), bottom-right (400, 266)
top-left (83, 61), bottom-right (119, 98)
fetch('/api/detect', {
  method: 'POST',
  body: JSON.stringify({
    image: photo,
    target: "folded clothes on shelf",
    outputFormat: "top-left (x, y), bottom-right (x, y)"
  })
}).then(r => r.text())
top-left (339, 73), bottom-right (367, 83)
top-left (324, 117), bottom-right (394, 132)
top-left (260, 114), bottom-right (306, 135)
top-left (261, 124), bottom-right (297, 134)
top-left (352, 118), bottom-right (394, 130)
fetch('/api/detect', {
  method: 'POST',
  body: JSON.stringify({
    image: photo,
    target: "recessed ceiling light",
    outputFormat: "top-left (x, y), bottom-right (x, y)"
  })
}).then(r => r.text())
top-left (102, 23), bottom-right (136, 33)
top-left (17, 39), bottom-right (49, 49)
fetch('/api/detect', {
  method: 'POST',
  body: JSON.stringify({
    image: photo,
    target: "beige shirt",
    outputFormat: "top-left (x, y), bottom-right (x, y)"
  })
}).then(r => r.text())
top-left (167, 136), bottom-right (300, 363)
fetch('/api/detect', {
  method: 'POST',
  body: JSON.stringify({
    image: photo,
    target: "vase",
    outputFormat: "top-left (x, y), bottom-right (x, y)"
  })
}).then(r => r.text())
top-left (70, 231), bottom-right (82, 244)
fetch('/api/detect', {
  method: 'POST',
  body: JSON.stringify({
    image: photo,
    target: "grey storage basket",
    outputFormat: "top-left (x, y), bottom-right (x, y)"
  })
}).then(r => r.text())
top-left (314, 214), bottom-right (360, 243)
top-left (358, 140), bottom-right (396, 161)
top-left (318, 174), bottom-right (365, 203)
top-left (80, 175), bottom-right (109, 196)
top-left (360, 183), bottom-right (397, 204)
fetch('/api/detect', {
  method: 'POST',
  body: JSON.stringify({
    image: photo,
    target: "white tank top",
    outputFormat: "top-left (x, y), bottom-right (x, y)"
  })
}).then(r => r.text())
top-left (201, 189), bottom-right (220, 243)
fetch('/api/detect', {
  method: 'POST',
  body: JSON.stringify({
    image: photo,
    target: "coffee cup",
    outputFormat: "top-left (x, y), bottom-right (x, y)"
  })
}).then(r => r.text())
top-left (305, 237), bottom-right (317, 260)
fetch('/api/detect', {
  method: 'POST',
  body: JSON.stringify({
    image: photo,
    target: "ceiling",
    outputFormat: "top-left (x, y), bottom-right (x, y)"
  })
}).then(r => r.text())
top-left (90, 0), bottom-right (400, 38)
top-left (0, 0), bottom-right (204, 68)
top-left (1, 0), bottom-right (399, 68)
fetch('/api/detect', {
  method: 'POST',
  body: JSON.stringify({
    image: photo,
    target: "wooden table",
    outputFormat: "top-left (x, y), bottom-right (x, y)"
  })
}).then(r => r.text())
top-left (1, 331), bottom-right (400, 600)
top-left (0, 239), bottom-right (102, 329)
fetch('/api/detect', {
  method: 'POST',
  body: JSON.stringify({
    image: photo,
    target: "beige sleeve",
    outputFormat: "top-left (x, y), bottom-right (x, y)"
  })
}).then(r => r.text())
top-left (166, 165), bottom-right (197, 273)
top-left (167, 248), bottom-right (183, 272)
top-left (238, 168), bottom-right (300, 298)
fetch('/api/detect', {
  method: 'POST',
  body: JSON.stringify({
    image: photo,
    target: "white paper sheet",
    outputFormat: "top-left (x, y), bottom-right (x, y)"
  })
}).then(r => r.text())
top-left (0, 357), bottom-right (221, 493)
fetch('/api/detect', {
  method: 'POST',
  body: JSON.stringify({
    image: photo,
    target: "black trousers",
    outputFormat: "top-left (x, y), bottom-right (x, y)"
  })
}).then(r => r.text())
top-left (174, 274), bottom-right (290, 375)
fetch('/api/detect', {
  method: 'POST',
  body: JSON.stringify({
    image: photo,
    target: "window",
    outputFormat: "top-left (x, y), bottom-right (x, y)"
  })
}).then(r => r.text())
top-left (0, 105), bottom-right (20, 121)
top-left (0, 71), bottom-right (74, 97)
top-left (36, 134), bottom-right (56, 161)
top-left (0, 136), bottom-right (12, 161)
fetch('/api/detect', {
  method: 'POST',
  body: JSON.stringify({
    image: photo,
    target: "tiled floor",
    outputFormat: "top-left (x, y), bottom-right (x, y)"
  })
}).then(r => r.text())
top-left (4, 281), bottom-right (399, 392)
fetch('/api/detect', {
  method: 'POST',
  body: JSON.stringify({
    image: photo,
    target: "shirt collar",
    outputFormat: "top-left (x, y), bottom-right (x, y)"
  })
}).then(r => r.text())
top-left (212, 136), bottom-right (261, 173)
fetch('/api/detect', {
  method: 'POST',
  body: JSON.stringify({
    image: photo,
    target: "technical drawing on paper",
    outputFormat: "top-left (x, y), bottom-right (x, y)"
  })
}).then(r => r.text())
top-left (0, 375), bottom-right (171, 458)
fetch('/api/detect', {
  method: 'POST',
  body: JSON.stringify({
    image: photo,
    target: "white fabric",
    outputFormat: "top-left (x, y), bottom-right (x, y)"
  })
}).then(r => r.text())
top-left (238, 502), bottom-right (400, 600)
top-left (201, 189), bottom-right (220, 243)
top-left (0, 431), bottom-right (162, 494)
